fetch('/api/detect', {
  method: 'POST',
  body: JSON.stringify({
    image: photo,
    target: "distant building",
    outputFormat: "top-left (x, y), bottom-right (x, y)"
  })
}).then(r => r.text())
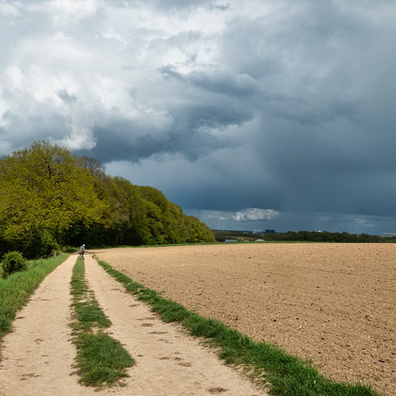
top-left (265, 229), bottom-right (276, 234)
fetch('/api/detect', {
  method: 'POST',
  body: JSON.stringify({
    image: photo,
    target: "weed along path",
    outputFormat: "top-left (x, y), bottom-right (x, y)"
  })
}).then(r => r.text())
top-left (0, 253), bottom-right (268, 396)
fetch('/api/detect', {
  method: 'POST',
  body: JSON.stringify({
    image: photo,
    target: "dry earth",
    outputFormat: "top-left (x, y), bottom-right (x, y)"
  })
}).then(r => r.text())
top-left (0, 253), bottom-right (268, 396)
top-left (94, 243), bottom-right (396, 396)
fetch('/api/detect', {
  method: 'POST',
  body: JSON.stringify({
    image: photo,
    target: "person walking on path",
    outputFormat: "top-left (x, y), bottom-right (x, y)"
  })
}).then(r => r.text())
top-left (78, 244), bottom-right (85, 259)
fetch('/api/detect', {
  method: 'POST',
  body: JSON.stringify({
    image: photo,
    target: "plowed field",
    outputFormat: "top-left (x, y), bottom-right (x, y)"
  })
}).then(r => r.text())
top-left (95, 243), bottom-right (395, 396)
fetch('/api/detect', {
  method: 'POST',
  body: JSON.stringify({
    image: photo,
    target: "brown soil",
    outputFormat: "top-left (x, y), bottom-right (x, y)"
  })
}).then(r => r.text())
top-left (93, 243), bottom-right (396, 396)
top-left (0, 253), bottom-right (268, 396)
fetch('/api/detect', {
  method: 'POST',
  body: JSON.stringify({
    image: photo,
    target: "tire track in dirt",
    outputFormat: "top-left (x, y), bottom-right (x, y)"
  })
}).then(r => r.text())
top-left (0, 254), bottom-right (268, 396)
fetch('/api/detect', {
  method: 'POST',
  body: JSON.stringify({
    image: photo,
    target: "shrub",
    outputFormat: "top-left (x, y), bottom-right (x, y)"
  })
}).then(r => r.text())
top-left (1, 251), bottom-right (27, 278)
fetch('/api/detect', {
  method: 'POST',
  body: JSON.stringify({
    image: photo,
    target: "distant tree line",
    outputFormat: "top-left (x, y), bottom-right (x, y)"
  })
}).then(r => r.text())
top-left (214, 230), bottom-right (395, 243)
top-left (266, 230), bottom-right (394, 243)
top-left (0, 141), bottom-right (215, 258)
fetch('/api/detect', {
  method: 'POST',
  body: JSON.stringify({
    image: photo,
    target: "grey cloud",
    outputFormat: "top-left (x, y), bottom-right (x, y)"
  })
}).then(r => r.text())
top-left (57, 89), bottom-right (77, 104)
top-left (251, 116), bottom-right (396, 217)
top-left (2, 111), bottom-right (69, 139)
top-left (159, 65), bottom-right (183, 80)
top-left (146, 0), bottom-right (215, 11)
top-left (188, 70), bottom-right (259, 97)
top-left (212, 4), bottom-right (231, 11)
top-left (183, 103), bottom-right (252, 131)
top-left (79, 98), bottom-right (250, 162)
top-left (108, 0), bottom-right (215, 11)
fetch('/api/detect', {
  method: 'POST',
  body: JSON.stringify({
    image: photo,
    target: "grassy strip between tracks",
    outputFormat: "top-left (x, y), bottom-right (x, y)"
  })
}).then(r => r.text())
top-left (0, 252), bottom-right (69, 341)
top-left (96, 257), bottom-right (382, 396)
top-left (70, 257), bottom-right (135, 387)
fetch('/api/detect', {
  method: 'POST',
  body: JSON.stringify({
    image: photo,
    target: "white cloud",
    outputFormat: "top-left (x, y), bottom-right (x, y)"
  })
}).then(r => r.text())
top-left (57, 126), bottom-right (97, 151)
top-left (32, 0), bottom-right (101, 26)
top-left (233, 208), bottom-right (280, 222)
top-left (183, 209), bottom-right (280, 229)
top-left (0, 2), bottom-right (20, 16)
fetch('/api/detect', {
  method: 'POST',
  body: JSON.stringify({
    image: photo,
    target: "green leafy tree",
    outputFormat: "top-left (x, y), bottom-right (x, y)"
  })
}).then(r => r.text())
top-left (0, 141), bottom-right (105, 257)
top-left (0, 141), bottom-right (215, 254)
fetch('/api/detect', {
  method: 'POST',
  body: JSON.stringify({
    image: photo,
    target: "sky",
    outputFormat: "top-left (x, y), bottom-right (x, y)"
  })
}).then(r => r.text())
top-left (1, 0), bottom-right (396, 235)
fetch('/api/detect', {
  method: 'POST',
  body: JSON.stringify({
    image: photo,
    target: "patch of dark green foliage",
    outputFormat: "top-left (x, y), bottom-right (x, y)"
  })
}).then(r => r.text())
top-left (1, 251), bottom-right (27, 279)
top-left (70, 257), bottom-right (134, 387)
top-left (97, 258), bottom-right (382, 396)
top-left (0, 252), bottom-right (68, 339)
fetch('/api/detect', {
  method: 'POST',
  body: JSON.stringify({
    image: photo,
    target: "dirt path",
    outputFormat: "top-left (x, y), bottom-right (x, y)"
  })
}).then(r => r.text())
top-left (0, 255), bottom-right (90, 396)
top-left (0, 254), bottom-right (268, 396)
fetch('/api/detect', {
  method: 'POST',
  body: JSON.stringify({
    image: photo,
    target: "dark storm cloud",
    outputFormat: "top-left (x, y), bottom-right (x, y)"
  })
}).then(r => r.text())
top-left (160, 66), bottom-right (259, 97)
top-left (80, 98), bottom-right (251, 162)
top-left (2, 0), bottom-right (396, 234)
top-left (187, 71), bottom-right (259, 97)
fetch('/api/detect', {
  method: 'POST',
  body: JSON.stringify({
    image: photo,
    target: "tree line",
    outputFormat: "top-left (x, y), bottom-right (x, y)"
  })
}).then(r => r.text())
top-left (0, 141), bottom-right (215, 258)
top-left (263, 230), bottom-right (394, 243)
top-left (214, 230), bottom-right (395, 243)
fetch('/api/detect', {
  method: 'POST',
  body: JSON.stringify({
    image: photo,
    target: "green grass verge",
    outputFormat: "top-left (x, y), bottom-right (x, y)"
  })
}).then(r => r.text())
top-left (70, 258), bottom-right (111, 333)
top-left (0, 252), bottom-right (69, 340)
top-left (96, 258), bottom-right (382, 396)
top-left (70, 258), bottom-right (135, 387)
top-left (75, 333), bottom-right (135, 386)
